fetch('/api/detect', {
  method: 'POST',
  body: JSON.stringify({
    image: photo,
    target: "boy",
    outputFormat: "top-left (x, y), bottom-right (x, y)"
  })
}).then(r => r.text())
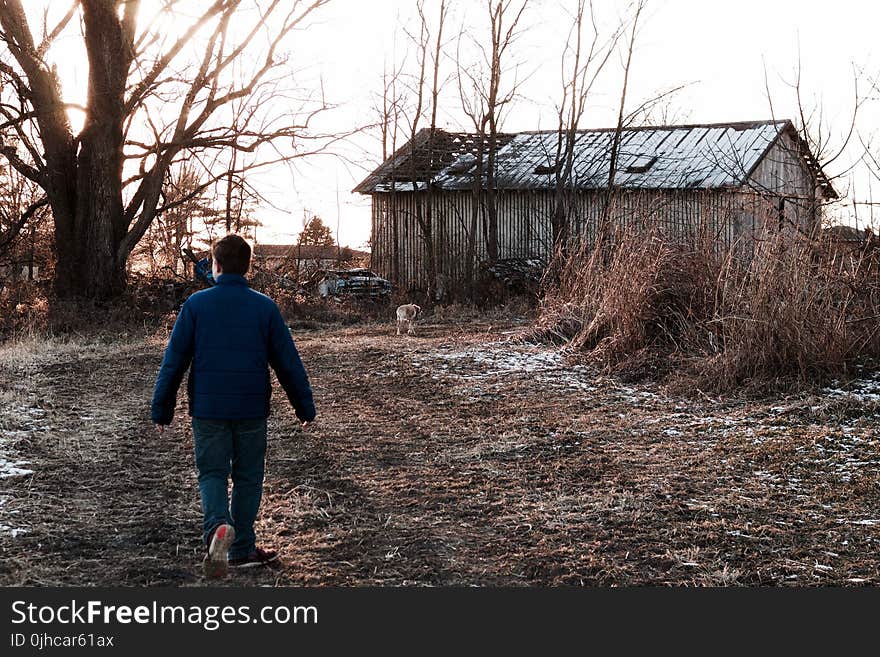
top-left (151, 234), bottom-right (315, 578)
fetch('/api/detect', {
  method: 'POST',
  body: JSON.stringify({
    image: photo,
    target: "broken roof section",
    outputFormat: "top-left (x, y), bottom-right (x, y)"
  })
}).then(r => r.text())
top-left (353, 129), bottom-right (517, 194)
top-left (354, 120), bottom-right (836, 198)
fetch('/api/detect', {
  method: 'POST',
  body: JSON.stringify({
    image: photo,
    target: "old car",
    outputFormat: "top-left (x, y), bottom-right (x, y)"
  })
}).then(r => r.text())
top-left (315, 268), bottom-right (392, 298)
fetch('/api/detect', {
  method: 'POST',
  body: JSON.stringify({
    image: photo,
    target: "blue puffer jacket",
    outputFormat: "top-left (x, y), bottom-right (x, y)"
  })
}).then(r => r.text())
top-left (150, 274), bottom-right (315, 424)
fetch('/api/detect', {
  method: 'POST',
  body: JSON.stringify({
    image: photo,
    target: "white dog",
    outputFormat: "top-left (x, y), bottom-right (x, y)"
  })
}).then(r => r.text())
top-left (396, 304), bottom-right (422, 336)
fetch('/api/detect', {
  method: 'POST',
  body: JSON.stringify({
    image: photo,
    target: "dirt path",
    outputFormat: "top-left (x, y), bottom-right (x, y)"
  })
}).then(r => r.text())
top-left (1, 322), bottom-right (879, 586)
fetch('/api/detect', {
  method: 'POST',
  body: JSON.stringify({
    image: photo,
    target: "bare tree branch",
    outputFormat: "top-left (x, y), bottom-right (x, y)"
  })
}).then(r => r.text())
top-left (0, 194), bottom-right (46, 252)
top-left (35, 0), bottom-right (79, 58)
top-left (123, 0), bottom-right (228, 114)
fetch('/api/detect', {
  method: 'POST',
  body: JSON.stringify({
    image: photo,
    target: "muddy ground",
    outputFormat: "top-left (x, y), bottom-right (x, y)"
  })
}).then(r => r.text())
top-left (1, 319), bottom-right (878, 586)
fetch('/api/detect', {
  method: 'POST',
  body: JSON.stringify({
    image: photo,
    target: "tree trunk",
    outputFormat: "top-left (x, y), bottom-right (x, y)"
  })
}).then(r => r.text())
top-left (62, 127), bottom-right (127, 298)
top-left (551, 190), bottom-right (568, 250)
top-left (391, 193), bottom-right (400, 283)
top-left (467, 136), bottom-right (486, 294)
top-left (486, 188), bottom-right (499, 263)
top-left (485, 132), bottom-right (499, 264)
top-left (416, 192), bottom-right (436, 298)
top-left (54, 0), bottom-right (130, 299)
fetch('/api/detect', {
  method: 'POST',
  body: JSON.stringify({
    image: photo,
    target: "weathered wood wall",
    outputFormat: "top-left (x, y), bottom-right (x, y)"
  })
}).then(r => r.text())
top-left (745, 130), bottom-right (821, 232)
top-left (371, 166), bottom-right (823, 293)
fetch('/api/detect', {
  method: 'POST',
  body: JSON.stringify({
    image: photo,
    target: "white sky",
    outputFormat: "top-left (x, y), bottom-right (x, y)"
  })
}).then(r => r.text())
top-left (264, 0), bottom-right (880, 248)
top-left (42, 0), bottom-right (880, 246)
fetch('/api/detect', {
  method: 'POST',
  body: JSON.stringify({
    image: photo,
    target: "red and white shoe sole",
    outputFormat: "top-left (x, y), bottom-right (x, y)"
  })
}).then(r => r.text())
top-left (204, 524), bottom-right (236, 579)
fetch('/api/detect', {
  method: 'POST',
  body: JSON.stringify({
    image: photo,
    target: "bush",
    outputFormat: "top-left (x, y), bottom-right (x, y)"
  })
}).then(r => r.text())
top-left (265, 284), bottom-right (395, 327)
top-left (533, 227), bottom-right (880, 390)
top-left (0, 274), bottom-right (199, 341)
top-left (0, 281), bottom-right (50, 337)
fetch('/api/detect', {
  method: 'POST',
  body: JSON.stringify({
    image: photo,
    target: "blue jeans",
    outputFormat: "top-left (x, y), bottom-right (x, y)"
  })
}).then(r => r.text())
top-left (191, 417), bottom-right (267, 560)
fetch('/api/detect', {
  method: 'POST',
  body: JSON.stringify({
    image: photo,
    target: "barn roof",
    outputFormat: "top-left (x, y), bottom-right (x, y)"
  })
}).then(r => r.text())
top-left (353, 119), bottom-right (836, 198)
top-left (352, 129), bottom-right (517, 194)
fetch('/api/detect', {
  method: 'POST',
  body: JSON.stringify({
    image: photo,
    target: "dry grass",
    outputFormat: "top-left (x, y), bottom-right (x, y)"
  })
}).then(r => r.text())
top-left (431, 297), bottom-right (536, 324)
top-left (533, 227), bottom-right (880, 390)
top-left (1, 322), bottom-right (878, 586)
top-left (0, 278), bottom-right (189, 342)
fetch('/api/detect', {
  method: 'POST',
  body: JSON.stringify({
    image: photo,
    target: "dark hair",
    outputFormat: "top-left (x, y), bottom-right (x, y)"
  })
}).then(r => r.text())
top-left (212, 234), bottom-right (252, 276)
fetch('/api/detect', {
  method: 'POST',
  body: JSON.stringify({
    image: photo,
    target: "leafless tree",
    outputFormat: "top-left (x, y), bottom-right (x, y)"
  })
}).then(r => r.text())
top-left (598, 0), bottom-right (646, 241)
top-left (0, 155), bottom-right (46, 259)
top-left (398, 0), bottom-right (448, 298)
top-left (0, 0), bottom-right (333, 300)
top-left (548, 0), bottom-right (622, 253)
top-left (452, 0), bottom-right (528, 295)
top-left (374, 49), bottom-right (407, 164)
top-left (762, 53), bottom-right (865, 236)
top-left (370, 22), bottom-right (409, 283)
top-left (455, 31), bottom-right (488, 289)
top-left (421, 0), bottom-right (448, 299)
top-left (457, 0), bottom-right (528, 268)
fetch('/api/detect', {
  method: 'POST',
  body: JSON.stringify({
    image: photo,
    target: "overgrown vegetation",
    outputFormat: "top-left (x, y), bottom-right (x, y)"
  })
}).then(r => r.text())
top-left (0, 273), bottom-right (536, 343)
top-left (533, 227), bottom-right (880, 390)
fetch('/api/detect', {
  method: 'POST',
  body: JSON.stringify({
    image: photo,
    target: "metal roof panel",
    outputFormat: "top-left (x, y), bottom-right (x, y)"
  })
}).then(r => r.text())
top-left (356, 120), bottom-right (831, 194)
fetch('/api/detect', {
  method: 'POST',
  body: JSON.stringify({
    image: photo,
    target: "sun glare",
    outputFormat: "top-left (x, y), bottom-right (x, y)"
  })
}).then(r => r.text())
top-left (65, 106), bottom-right (86, 135)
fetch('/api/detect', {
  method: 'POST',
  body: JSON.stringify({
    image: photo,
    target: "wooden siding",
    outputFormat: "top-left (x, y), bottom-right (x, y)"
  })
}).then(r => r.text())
top-left (371, 188), bottom-right (809, 291)
top-left (746, 131), bottom-right (821, 233)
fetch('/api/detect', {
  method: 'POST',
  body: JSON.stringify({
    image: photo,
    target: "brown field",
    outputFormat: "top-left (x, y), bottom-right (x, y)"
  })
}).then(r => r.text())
top-left (1, 319), bottom-right (878, 586)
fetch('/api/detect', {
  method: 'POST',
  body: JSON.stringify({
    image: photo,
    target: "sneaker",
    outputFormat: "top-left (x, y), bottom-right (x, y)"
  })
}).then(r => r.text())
top-left (229, 547), bottom-right (279, 569)
top-left (203, 523), bottom-right (236, 579)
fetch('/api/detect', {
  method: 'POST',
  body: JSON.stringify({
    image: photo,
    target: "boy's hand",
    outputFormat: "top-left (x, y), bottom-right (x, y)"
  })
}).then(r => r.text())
top-left (301, 421), bottom-right (312, 430)
top-left (155, 424), bottom-right (167, 434)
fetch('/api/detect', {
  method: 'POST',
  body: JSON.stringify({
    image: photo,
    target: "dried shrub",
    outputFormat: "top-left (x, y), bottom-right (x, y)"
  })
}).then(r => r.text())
top-left (533, 226), bottom-right (880, 390)
top-left (264, 283), bottom-right (394, 328)
top-left (703, 233), bottom-right (880, 389)
top-left (533, 229), bottom-right (716, 371)
top-left (0, 274), bottom-right (200, 342)
top-left (0, 281), bottom-right (51, 338)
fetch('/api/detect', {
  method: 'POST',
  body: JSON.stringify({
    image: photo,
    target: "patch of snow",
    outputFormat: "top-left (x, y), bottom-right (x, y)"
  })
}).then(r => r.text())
top-left (0, 522), bottom-right (27, 538)
top-left (0, 460), bottom-right (33, 478)
top-left (699, 416), bottom-right (739, 427)
top-left (0, 432), bottom-right (33, 479)
top-left (805, 433), bottom-right (880, 484)
top-left (821, 373), bottom-right (880, 403)
top-left (429, 345), bottom-right (563, 373)
top-left (0, 496), bottom-right (27, 537)
top-left (413, 343), bottom-right (606, 396)
top-left (561, 379), bottom-right (597, 392)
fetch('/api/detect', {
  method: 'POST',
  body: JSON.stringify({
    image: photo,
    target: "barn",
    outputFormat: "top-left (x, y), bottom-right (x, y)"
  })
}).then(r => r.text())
top-left (354, 119), bottom-right (836, 295)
